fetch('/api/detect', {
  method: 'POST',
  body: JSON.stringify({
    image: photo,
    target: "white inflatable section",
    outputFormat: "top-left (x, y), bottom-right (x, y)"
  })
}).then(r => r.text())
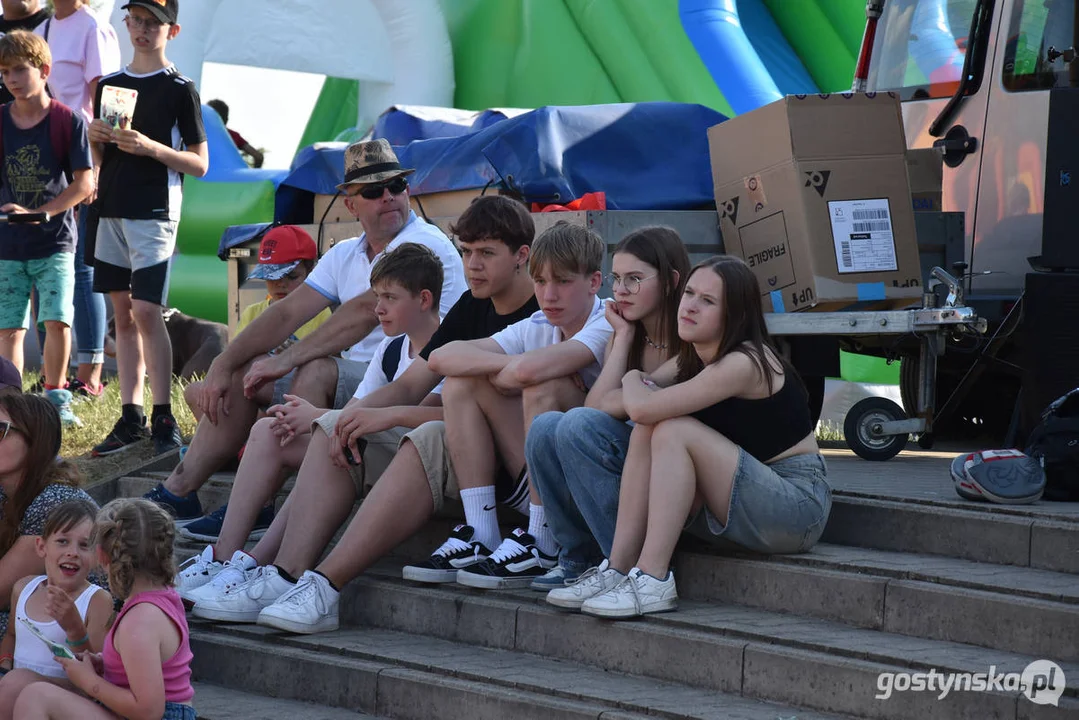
top-left (107, 0), bottom-right (454, 131)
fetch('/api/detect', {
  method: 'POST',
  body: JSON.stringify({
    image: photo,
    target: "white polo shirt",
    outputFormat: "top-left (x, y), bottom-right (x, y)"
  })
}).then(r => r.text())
top-left (490, 296), bottom-right (612, 388)
top-left (305, 212), bottom-right (466, 363)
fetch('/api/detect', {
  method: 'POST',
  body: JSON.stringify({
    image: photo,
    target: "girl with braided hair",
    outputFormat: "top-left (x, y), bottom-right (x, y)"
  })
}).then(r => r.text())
top-left (14, 498), bottom-right (195, 720)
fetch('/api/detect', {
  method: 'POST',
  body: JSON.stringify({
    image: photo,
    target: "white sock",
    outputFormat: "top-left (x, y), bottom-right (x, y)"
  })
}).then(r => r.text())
top-left (528, 503), bottom-right (557, 556)
top-left (460, 485), bottom-right (500, 551)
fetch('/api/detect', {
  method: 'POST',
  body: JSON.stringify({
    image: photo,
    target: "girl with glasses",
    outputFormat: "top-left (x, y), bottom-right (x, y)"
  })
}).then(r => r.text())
top-left (0, 394), bottom-right (96, 641)
top-left (526, 226), bottom-right (689, 593)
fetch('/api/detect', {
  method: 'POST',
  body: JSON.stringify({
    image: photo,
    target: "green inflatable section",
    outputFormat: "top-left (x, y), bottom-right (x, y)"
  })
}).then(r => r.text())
top-left (173, 176), bottom-right (277, 322)
top-left (761, 0), bottom-right (856, 92)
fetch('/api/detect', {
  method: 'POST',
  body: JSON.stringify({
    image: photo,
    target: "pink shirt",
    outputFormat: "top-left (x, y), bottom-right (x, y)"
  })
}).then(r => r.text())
top-left (102, 588), bottom-right (194, 704)
top-left (35, 6), bottom-right (120, 123)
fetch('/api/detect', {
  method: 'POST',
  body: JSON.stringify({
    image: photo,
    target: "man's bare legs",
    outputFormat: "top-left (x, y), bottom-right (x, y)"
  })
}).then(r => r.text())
top-left (0, 328), bottom-right (26, 375)
top-left (130, 298), bottom-right (172, 408)
top-left (40, 321), bottom-right (71, 389)
top-left (163, 359), bottom-right (270, 497)
top-left (520, 377), bottom-right (585, 503)
top-left (213, 417), bottom-right (310, 561)
top-left (162, 357), bottom-right (340, 498)
top-left (270, 427), bottom-right (359, 579)
top-left (316, 440), bottom-right (435, 588)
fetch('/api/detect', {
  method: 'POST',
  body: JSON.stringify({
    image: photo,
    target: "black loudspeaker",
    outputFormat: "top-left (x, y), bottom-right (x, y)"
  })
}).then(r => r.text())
top-left (1020, 272), bottom-right (1079, 438)
top-left (1040, 89), bottom-right (1079, 270)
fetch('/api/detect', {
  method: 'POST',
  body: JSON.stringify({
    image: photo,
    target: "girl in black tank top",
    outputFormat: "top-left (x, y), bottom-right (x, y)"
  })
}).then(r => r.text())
top-left (574, 256), bottom-right (831, 621)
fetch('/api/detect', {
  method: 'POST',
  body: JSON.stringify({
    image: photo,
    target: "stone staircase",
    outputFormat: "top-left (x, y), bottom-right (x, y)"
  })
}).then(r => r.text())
top-left (93, 449), bottom-right (1079, 720)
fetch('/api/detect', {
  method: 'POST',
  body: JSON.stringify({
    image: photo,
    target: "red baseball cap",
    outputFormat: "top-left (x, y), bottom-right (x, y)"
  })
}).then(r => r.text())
top-left (249, 226), bottom-right (318, 281)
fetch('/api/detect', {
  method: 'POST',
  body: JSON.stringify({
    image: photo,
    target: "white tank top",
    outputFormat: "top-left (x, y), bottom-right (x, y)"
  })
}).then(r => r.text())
top-left (14, 576), bottom-right (106, 678)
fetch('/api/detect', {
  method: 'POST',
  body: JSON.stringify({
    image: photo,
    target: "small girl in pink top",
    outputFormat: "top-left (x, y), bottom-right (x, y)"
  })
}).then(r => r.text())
top-left (12, 498), bottom-right (195, 720)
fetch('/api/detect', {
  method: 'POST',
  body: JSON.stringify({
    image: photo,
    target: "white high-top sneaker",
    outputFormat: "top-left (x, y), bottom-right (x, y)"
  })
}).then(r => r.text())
top-left (546, 559), bottom-right (625, 610)
top-left (580, 567), bottom-right (678, 619)
top-left (183, 550), bottom-right (258, 606)
top-left (176, 546), bottom-right (222, 605)
top-left (192, 564), bottom-right (297, 623)
top-left (257, 570), bottom-right (340, 635)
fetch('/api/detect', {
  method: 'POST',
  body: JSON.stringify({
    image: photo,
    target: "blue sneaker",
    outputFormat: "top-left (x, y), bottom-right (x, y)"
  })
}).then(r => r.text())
top-left (529, 564), bottom-right (580, 591)
top-left (180, 503), bottom-right (275, 543)
top-left (143, 483), bottom-right (203, 527)
top-left (45, 389), bottom-right (82, 427)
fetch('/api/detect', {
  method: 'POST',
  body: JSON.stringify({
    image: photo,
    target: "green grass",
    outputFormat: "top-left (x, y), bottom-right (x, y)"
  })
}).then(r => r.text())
top-left (43, 376), bottom-right (199, 485)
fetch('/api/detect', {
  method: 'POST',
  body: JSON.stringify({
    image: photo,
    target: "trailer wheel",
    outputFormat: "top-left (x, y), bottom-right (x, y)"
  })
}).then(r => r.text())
top-left (844, 397), bottom-right (908, 461)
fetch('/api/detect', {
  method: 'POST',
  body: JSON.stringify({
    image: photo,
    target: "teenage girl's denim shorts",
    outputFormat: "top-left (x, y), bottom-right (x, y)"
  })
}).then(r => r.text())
top-left (685, 451), bottom-right (831, 554)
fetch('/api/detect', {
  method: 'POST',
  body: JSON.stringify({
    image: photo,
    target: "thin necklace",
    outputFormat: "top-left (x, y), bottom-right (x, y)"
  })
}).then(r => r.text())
top-left (644, 335), bottom-right (667, 351)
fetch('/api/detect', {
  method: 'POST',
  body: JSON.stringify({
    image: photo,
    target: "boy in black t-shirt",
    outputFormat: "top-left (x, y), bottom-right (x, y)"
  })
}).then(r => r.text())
top-left (87, 0), bottom-right (207, 457)
top-left (0, 30), bottom-right (92, 425)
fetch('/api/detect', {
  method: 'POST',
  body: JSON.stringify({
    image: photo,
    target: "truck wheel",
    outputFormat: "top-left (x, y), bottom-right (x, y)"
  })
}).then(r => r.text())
top-left (844, 397), bottom-right (908, 461)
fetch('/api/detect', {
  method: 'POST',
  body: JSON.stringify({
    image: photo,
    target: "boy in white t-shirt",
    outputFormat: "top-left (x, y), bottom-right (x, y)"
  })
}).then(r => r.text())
top-left (410, 221), bottom-right (613, 589)
top-left (178, 243), bottom-right (446, 618)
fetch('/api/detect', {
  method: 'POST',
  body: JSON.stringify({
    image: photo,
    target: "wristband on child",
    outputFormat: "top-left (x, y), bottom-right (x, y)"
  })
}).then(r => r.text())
top-left (65, 634), bottom-right (89, 648)
top-left (0, 653), bottom-right (12, 667)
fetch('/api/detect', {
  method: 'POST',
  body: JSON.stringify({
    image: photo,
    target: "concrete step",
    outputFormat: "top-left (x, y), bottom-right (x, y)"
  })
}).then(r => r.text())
top-left (338, 570), bottom-right (1078, 719)
top-left (190, 623), bottom-right (856, 720)
top-left (193, 681), bottom-right (382, 719)
top-left (825, 495), bottom-right (1079, 574)
top-left (674, 543), bottom-right (1079, 662)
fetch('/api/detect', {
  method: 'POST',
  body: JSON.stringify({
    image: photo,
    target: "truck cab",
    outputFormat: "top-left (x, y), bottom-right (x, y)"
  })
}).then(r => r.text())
top-left (864, 0), bottom-right (1078, 441)
top-left (868, 0), bottom-right (1075, 298)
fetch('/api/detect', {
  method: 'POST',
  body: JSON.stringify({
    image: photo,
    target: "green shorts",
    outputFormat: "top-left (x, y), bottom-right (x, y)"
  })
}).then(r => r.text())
top-left (0, 253), bottom-right (75, 329)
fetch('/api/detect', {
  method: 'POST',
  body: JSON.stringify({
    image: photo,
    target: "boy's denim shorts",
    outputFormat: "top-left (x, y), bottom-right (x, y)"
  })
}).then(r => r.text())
top-left (0, 253), bottom-right (75, 329)
top-left (685, 451), bottom-right (831, 554)
top-left (162, 701), bottom-right (196, 720)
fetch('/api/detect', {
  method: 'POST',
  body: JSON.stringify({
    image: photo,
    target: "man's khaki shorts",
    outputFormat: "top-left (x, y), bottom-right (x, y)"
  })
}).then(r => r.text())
top-left (313, 409), bottom-right (407, 494)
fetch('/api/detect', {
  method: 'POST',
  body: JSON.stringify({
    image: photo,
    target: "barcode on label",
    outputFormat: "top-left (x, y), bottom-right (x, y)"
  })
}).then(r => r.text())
top-left (853, 221), bottom-right (891, 232)
top-left (853, 209), bottom-right (890, 220)
top-left (841, 241), bottom-right (852, 268)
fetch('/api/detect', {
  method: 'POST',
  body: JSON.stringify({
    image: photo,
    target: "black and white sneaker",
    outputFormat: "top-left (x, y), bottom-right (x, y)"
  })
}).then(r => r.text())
top-left (402, 525), bottom-right (492, 583)
top-left (456, 528), bottom-right (557, 590)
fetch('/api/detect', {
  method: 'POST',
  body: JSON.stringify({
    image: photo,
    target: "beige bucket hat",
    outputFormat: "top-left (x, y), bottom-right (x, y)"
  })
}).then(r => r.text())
top-left (336, 138), bottom-right (416, 192)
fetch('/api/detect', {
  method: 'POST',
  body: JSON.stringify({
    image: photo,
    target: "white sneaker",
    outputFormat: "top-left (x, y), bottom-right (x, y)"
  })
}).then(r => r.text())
top-left (257, 570), bottom-right (339, 634)
top-left (580, 567), bottom-right (678, 619)
top-left (184, 550), bottom-right (257, 606)
top-left (546, 560), bottom-right (625, 610)
top-left (192, 564), bottom-right (296, 623)
top-left (176, 546), bottom-right (222, 605)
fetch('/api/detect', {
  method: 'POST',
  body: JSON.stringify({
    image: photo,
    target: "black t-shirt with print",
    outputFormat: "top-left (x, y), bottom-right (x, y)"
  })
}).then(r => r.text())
top-left (93, 66), bottom-right (205, 220)
top-left (420, 291), bottom-right (540, 360)
top-left (0, 10), bottom-right (52, 105)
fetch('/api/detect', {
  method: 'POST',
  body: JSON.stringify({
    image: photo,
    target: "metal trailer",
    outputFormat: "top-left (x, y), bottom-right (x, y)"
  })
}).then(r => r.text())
top-left (225, 208), bottom-right (983, 460)
top-left (765, 267), bottom-right (986, 461)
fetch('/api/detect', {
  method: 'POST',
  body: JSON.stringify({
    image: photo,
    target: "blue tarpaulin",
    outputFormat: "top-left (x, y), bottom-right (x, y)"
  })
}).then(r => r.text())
top-left (274, 102), bottom-right (728, 224)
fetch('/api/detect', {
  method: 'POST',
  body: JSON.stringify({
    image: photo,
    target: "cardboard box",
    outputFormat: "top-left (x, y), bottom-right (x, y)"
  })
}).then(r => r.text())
top-left (905, 148), bottom-right (944, 213)
top-left (708, 93), bottom-right (924, 312)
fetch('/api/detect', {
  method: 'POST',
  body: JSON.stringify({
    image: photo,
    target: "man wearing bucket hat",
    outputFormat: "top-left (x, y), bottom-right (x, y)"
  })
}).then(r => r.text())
top-left (144, 139), bottom-right (465, 526)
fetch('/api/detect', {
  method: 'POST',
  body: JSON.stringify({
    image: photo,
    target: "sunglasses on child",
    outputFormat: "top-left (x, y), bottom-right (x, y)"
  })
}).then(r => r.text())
top-left (0, 421), bottom-right (22, 443)
top-left (351, 177), bottom-right (409, 200)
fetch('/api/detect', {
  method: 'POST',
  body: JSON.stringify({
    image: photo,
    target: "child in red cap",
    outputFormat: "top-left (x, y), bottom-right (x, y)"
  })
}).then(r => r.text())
top-left (238, 226), bottom-right (330, 347)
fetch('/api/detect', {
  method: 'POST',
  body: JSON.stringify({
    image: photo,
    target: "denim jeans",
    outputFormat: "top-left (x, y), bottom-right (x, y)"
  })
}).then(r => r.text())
top-left (73, 205), bottom-right (106, 365)
top-left (526, 407), bottom-right (632, 574)
top-left (31, 207), bottom-right (105, 365)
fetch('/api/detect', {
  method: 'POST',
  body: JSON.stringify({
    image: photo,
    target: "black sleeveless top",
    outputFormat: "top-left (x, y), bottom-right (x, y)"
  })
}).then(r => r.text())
top-left (690, 359), bottom-right (813, 462)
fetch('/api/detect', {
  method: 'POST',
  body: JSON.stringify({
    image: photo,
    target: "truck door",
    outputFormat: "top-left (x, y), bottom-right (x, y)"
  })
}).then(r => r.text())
top-left (973, 0), bottom-right (1078, 289)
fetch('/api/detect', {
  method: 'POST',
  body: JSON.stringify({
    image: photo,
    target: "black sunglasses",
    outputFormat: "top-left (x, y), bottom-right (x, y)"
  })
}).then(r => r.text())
top-left (355, 177), bottom-right (408, 200)
top-left (0, 421), bottom-right (21, 442)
